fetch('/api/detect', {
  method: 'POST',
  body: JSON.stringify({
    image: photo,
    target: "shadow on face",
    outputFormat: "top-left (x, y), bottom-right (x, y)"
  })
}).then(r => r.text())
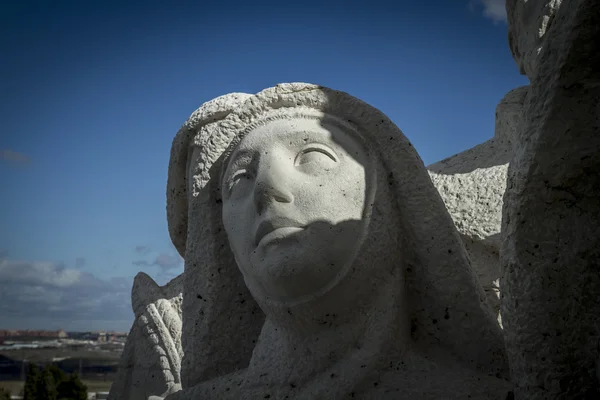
top-left (221, 116), bottom-right (374, 303)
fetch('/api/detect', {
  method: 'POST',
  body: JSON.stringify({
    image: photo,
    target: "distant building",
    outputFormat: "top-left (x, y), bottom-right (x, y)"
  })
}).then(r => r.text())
top-left (0, 329), bottom-right (69, 339)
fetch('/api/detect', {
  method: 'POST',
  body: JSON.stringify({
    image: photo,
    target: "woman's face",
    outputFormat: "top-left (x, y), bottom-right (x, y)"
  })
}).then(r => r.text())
top-left (221, 117), bottom-right (372, 302)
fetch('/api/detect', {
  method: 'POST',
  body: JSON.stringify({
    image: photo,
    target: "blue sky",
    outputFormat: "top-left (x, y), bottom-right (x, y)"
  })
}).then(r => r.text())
top-left (0, 0), bottom-right (527, 332)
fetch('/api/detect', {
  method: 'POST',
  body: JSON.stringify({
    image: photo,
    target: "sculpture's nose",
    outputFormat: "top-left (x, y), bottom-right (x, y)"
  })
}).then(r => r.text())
top-left (253, 158), bottom-right (293, 215)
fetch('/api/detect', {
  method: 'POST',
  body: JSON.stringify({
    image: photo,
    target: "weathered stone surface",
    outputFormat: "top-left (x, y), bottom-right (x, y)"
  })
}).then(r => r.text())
top-left (167, 92), bottom-right (253, 258)
top-left (160, 83), bottom-right (509, 399)
top-left (427, 86), bottom-right (528, 323)
top-left (120, 79), bottom-right (523, 398)
top-left (507, 0), bottom-right (563, 79)
top-left (167, 92), bottom-right (264, 390)
top-left (501, 0), bottom-right (600, 398)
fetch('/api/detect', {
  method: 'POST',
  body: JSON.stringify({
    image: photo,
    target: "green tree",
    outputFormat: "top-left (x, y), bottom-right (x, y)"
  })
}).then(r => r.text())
top-left (57, 373), bottom-right (88, 400)
top-left (47, 364), bottom-right (67, 386)
top-left (23, 363), bottom-right (40, 400)
top-left (22, 363), bottom-right (88, 400)
top-left (0, 387), bottom-right (11, 400)
top-left (36, 366), bottom-right (58, 400)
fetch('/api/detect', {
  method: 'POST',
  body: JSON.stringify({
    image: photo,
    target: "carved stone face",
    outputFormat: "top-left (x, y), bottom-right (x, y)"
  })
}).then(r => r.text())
top-left (221, 117), bottom-right (371, 302)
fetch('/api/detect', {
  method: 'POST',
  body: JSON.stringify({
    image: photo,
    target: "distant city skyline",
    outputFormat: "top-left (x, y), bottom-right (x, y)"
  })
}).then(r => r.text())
top-left (0, 0), bottom-right (527, 332)
top-left (0, 329), bottom-right (127, 335)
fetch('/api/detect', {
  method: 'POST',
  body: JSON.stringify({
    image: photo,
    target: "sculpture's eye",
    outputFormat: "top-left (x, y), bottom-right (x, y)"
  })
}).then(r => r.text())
top-left (226, 169), bottom-right (254, 195)
top-left (295, 145), bottom-right (338, 172)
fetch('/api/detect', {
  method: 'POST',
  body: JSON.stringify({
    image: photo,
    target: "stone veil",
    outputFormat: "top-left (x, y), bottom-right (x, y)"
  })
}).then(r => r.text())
top-left (160, 83), bottom-right (511, 399)
top-left (108, 92), bottom-right (254, 400)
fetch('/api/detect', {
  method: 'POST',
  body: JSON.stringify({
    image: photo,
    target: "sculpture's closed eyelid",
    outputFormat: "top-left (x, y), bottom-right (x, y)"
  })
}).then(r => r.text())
top-left (295, 143), bottom-right (338, 165)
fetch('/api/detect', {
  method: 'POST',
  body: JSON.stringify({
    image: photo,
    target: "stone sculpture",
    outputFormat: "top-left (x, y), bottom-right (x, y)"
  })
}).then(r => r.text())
top-left (148, 83), bottom-right (511, 399)
top-left (109, 2), bottom-right (600, 397)
top-left (501, 0), bottom-right (600, 398)
top-left (110, 84), bottom-right (515, 400)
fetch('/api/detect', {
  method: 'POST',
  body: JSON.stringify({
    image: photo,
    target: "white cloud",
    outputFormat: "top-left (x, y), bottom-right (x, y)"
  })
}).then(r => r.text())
top-left (132, 252), bottom-right (183, 271)
top-left (0, 260), bottom-right (82, 288)
top-left (470, 0), bottom-right (508, 24)
top-left (134, 245), bottom-right (151, 254)
top-left (0, 258), bottom-right (134, 331)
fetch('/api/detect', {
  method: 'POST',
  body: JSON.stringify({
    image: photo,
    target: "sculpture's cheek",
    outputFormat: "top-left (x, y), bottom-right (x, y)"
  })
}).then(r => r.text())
top-left (294, 171), bottom-right (367, 225)
top-left (222, 197), bottom-right (257, 258)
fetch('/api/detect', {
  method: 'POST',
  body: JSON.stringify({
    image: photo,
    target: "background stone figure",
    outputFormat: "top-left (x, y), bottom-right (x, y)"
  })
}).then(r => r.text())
top-left (428, 85), bottom-right (528, 325)
top-left (162, 83), bottom-right (509, 399)
top-left (107, 273), bottom-right (183, 400)
top-left (501, 0), bottom-right (600, 398)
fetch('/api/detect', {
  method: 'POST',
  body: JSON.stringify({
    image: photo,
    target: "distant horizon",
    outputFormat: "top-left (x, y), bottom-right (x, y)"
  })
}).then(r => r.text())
top-left (0, 328), bottom-right (128, 334)
top-left (1, 0), bottom-right (527, 332)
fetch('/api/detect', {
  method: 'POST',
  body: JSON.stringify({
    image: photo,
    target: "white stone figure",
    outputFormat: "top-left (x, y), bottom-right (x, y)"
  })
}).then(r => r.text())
top-left (159, 83), bottom-right (511, 399)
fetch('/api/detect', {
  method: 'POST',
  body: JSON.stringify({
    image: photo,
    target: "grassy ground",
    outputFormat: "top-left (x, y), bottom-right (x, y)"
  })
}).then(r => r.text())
top-left (1, 348), bottom-right (121, 364)
top-left (0, 380), bottom-right (113, 395)
top-left (1, 348), bottom-right (118, 395)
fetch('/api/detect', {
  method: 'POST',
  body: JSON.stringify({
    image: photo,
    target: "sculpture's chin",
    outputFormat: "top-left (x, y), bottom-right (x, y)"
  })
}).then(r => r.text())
top-left (248, 241), bottom-right (349, 303)
top-left (242, 219), bottom-right (368, 303)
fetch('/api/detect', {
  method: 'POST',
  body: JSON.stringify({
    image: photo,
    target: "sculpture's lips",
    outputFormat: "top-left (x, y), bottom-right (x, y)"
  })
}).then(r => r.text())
top-left (255, 217), bottom-right (305, 246)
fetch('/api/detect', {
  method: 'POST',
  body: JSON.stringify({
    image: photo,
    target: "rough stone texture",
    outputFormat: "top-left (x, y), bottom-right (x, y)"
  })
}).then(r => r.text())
top-left (167, 92), bottom-right (253, 258)
top-left (507, 0), bottom-right (563, 79)
top-left (161, 83), bottom-right (510, 399)
top-left (166, 92), bottom-right (264, 390)
top-left (108, 273), bottom-right (183, 400)
top-left (427, 86), bottom-right (528, 323)
top-left (116, 85), bottom-right (523, 400)
top-left (501, 0), bottom-right (600, 398)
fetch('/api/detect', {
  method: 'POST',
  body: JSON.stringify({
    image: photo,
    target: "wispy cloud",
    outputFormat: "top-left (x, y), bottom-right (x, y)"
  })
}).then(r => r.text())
top-left (469, 0), bottom-right (507, 24)
top-left (0, 149), bottom-right (31, 166)
top-left (153, 254), bottom-right (182, 270)
top-left (132, 252), bottom-right (183, 272)
top-left (134, 245), bottom-right (151, 254)
top-left (131, 249), bottom-right (183, 286)
top-left (0, 258), bottom-right (134, 331)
